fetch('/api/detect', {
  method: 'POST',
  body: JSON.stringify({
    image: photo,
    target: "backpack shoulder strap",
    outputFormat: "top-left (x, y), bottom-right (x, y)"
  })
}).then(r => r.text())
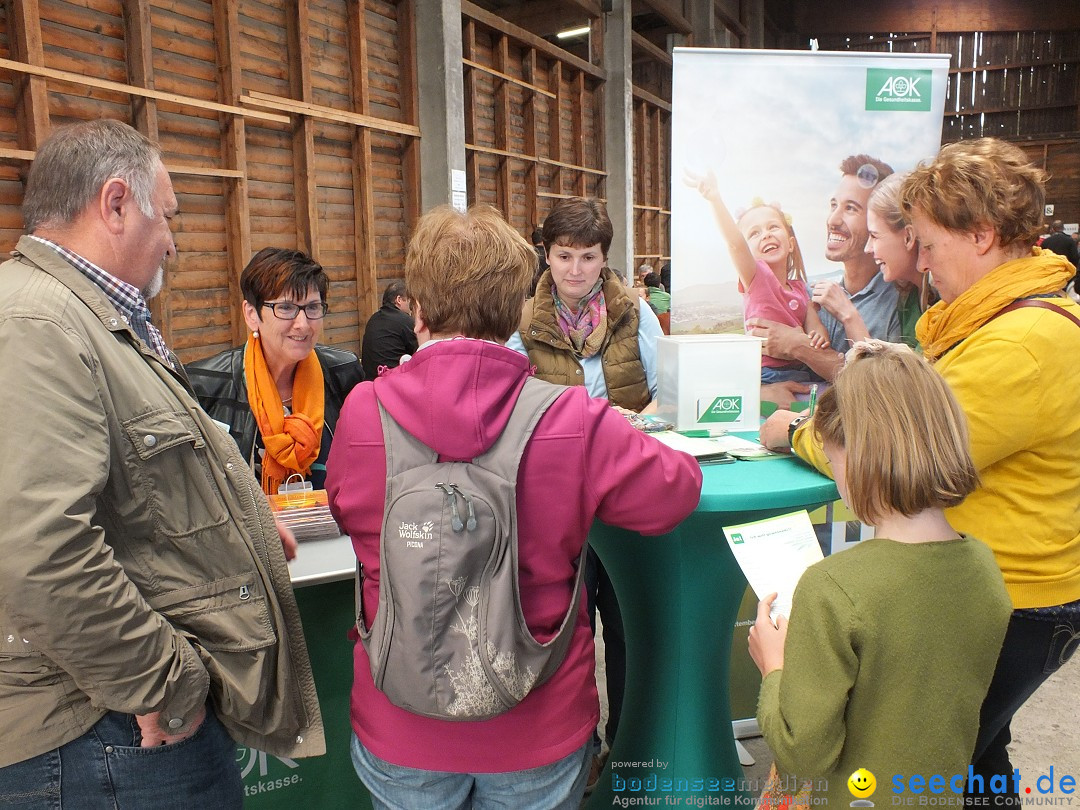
top-left (476, 377), bottom-right (567, 481)
top-left (376, 398), bottom-right (437, 479)
top-left (988, 298), bottom-right (1080, 329)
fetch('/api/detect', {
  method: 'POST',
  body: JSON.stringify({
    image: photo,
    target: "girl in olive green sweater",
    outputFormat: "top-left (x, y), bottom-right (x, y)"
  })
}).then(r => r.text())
top-left (749, 341), bottom-right (1011, 807)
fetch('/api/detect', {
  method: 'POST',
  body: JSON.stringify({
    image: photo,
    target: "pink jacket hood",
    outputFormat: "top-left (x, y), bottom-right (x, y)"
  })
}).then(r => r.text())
top-left (370, 338), bottom-right (537, 461)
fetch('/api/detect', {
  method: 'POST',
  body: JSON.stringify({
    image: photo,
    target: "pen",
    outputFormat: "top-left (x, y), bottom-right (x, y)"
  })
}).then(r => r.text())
top-left (808, 384), bottom-right (818, 416)
top-left (679, 429), bottom-right (712, 438)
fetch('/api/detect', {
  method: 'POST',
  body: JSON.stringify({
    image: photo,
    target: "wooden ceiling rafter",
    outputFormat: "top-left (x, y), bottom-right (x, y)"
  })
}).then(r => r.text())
top-left (636, 0), bottom-right (691, 35)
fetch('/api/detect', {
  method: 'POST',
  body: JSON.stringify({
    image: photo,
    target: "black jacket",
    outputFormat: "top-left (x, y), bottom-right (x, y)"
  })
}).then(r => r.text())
top-left (1042, 232), bottom-right (1079, 271)
top-left (361, 304), bottom-right (419, 379)
top-left (185, 344), bottom-right (364, 489)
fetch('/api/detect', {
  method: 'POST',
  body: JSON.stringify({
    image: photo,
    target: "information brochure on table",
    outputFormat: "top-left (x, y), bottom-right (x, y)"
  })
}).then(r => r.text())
top-left (723, 510), bottom-right (823, 620)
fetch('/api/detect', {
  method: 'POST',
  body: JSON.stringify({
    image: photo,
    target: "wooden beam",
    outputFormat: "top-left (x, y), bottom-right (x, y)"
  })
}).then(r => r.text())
top-left (550, 61), bottom-right (563, 195)
top-left (651, 106), bottom-right (663, 260)
top-left (286, 0), bottom-right (318, 259)
top-left (639, 0), bottom-right (692, 35)
top-left (795, 0), bottom-right (1080, 35)
top-left (0, 147), bottom-right (36, 161)
top-left (563, 0), bottom-right (603, 16)
top-left (539, 155), bottom-right (606, 176)
top-left (713, 0), bottom-right (747, 38)
top-left (460, 1), bottom-right (606, 81)
top-left (494, 35), bottom-right (513, 215)
top-left (0, 151), bottom-right (243, 178)
top-left (163, 164), bottom-right (245, 178)
top-left (122, 0), bottom-right (159, 139)
top-left (241, 93), bottom-right (421, 138)
top-left (523, 48), bottom-right (540, 231)
top-left (463, 59), bottom-right (557, 99)
top-left (634, 100), bottom-right (646, 256)
top-left (347, 0), bottom-right (378, 339)
top-left (7, 0), bottom-right (50, 150)
top-left (214, 0), bottom-right (252, 347)
top-left (573, 70), bottom-right (586, 197)
top-left (631, 31), bottom-right (672, 67)
top-left (121, 0), bottom-right (170, 341)
top-left (0, 57), bottom-right (290, 124)
top-left (398, 0), bottom-right (421, 230)
top-left (497, 0), bottom-right (601, 39)
top-left (631, 84), bottom-right (671, 112)
top-left (463, 18), bottom-right (480, 208)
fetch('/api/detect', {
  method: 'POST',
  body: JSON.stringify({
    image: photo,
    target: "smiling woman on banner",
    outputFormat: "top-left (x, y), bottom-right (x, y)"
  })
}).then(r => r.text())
top-left (187, 247), bottom-right (364, 493)
top-left (759, 139), bottom-right (1080, 799)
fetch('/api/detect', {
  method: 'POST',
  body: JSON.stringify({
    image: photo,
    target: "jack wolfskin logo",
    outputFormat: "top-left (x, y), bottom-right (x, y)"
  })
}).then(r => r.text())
top-left (698, 396), bottom-right (743, 423)
top-left (399, 521), bottom-right (433, 542)
top-left (865, 68), bottom-right (932, 111)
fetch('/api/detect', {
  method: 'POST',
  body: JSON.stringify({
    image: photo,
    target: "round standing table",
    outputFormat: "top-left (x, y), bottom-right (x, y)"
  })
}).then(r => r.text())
top-left (586, 450), bottom-right (836, 807)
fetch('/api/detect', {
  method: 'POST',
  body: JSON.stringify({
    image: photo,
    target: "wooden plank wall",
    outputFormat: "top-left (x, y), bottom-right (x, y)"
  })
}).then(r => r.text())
top-left (460, 2), bottom-right (606, 243)
top-left (631, 37), bottom-right (671, 275)
top-left (0, 0), bottom-right (418, 363)
top-left (1019, 140), bottom-right (1080, 228)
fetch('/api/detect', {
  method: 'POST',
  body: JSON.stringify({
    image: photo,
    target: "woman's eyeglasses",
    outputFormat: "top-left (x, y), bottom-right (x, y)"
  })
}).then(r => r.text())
top-left (262, 301), bottom-right (329, 320)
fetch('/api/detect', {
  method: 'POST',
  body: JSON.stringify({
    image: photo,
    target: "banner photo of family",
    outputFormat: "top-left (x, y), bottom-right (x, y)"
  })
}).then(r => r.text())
top-left (669, 49), bottom-right (951, 346)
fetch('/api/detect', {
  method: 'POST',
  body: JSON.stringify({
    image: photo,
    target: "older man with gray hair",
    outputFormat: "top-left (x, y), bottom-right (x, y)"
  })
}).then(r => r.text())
top-left (0, 119), bottom-right (324, 808)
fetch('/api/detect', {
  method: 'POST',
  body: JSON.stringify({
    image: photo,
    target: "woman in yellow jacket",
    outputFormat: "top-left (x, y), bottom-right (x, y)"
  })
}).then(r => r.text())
top-left (761, 138), bottom-right (1080, 797)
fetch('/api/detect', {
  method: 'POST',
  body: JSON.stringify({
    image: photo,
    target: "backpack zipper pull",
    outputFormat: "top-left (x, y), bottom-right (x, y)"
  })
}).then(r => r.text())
top-left (450, 485), bottom-right (477, 531)
top-left (437, 483), bottom-right (464, 532)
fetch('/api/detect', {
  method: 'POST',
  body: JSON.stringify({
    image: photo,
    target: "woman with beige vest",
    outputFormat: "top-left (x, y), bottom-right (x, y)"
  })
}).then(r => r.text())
top-left (507, 197), bottom-right (662, 411)
top-left (506, 196), bottom-right (664, 790)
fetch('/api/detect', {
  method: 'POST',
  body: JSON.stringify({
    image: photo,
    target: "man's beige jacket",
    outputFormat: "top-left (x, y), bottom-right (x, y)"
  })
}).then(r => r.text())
top-left (0, 237), bottom-right (324, 767)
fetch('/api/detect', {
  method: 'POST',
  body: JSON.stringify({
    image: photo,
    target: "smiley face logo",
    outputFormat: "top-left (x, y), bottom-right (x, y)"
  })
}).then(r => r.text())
top-left (848, 768), bottom-right (877, 799)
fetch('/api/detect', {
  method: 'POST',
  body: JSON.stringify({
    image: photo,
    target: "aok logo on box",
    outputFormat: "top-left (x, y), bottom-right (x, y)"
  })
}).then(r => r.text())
top-left (698, 396), bottom-right (743, 423)
top-left (866, 68), bottom-right (932, 111)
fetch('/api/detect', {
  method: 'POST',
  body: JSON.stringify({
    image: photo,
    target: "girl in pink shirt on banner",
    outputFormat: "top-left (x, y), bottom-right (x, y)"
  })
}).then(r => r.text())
top-left (686, 169), bottom-right (828, 383)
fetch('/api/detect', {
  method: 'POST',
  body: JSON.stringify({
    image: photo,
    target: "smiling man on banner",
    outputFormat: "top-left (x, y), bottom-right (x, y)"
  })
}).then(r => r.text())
top-left (752, 155), bottom-right (900, 390)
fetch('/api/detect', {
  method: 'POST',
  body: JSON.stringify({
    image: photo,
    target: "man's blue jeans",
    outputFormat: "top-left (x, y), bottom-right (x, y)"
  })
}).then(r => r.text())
top-left (0, 708), bottom-right (242, 809)
top-left (351, 735), bottom-right (591, 810)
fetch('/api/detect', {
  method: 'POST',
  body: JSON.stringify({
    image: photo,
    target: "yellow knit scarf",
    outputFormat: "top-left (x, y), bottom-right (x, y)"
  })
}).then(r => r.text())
top-left (916, 248), bottom-right (1074, 361)
top-left (244, 335), bottom-right (325, 495)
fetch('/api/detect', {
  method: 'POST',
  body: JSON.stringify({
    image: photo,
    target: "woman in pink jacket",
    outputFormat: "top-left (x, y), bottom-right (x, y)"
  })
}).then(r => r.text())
top-left (326, 204), bottom-right (702, 809)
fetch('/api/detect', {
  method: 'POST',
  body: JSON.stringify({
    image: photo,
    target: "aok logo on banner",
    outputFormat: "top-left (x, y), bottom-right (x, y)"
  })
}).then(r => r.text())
top-left (865, 68), bottom-right (933, 111)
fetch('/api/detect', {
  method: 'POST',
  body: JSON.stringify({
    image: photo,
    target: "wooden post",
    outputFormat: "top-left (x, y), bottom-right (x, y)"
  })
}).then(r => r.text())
top-left (463, 19), bottom-right (480, 207)
top-left (550, 61), bottom-right (563, 197)
top-left (286, 0), bottom-right (319, 259)
top-left (398, 0), bottom-right (421, 229)
top-left (214, 0), bottom-right (253, 347)
top-left (122, 0), bottom-right (171, 340)
top-left (7, 0), bottom-right (50, 151)
top-left (347, 0), bottom-right (380, 339)
top-left (494, 34), bottom-right (512, 217)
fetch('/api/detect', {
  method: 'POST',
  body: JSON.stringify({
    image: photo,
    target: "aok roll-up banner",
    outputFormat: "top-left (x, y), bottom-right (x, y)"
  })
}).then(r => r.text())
top-left (669, 49), bottom-right (950, 336)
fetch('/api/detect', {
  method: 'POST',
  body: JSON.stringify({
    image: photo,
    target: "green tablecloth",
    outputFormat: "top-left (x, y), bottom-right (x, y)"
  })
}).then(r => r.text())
top-left (586, 453), bottom-right (836, 808)
top-left (241, 577), bottom-right (372, 809)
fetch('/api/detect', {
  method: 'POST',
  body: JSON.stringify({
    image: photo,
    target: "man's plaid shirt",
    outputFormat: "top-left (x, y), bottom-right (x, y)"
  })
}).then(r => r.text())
top-left (29, 235), bottom-right (174, 369)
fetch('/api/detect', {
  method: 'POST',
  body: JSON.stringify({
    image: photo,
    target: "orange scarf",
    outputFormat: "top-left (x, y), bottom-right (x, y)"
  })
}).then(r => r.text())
top-left (916, 247), bottom-right (1074, 361)
top-left (244, 335), bottom-right (325, 496)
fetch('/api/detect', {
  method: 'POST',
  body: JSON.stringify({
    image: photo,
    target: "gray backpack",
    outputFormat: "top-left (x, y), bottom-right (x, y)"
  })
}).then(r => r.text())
top-left (357, 377), bottom-right (586, 720)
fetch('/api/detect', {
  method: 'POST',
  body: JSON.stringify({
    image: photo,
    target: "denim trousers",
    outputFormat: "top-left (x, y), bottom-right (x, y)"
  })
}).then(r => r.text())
top-left (966, 610), bottom-right (1080, 805)
top-left (0, 708), bottom-right (242, 809)
top-left (351, 735), bottom-right (591, 810)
